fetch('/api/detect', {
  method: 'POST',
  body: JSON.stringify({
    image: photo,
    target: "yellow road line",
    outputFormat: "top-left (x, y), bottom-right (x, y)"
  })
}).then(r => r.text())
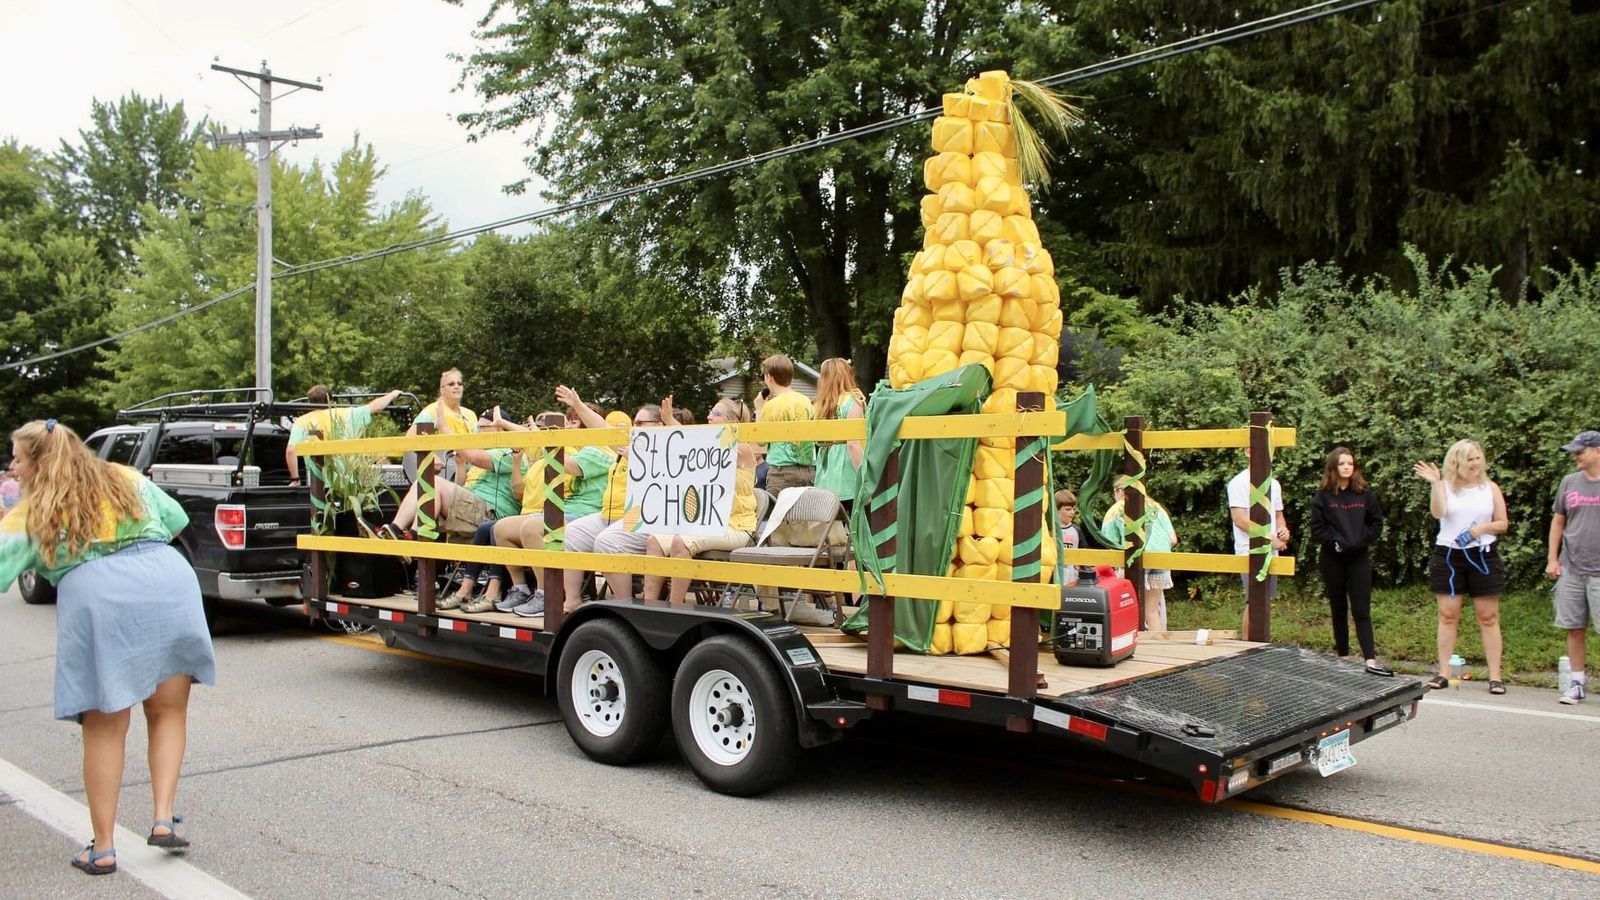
top-left (313, 626), bottom-right (1600, 874)
top-left (1221, 799), bottom-right (1600, 874)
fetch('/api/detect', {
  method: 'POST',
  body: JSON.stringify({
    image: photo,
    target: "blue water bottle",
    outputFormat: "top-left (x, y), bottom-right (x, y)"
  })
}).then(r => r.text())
top-left (1449, 654), bottom-right (1465, 688)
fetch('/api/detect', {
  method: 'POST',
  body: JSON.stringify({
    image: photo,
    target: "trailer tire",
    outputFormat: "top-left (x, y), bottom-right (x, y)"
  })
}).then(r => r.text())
top-left (17, 569), bottom-right (57, 605)
top-left (671, 635), bottom-right (799, 797)
top-left (556, 618), bottom-right (670, 766)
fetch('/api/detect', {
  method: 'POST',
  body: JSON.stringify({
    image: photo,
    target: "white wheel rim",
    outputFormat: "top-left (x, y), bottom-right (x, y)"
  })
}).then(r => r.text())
top-left (688, 667), bottom-right (755, 766)
top-left (572, 648), bottom-right (627, 738)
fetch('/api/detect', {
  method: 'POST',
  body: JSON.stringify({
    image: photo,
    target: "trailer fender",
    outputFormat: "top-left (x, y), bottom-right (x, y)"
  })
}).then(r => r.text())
top-left (547, 603), bottom-right (843, 749)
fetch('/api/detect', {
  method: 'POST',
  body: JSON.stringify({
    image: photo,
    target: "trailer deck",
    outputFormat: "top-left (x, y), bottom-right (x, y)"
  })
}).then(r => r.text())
top-left (314, 590), bottom-right (1255, 700)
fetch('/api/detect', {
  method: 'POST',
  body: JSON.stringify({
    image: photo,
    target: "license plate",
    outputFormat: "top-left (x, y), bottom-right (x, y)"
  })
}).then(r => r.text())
top-left (1370, 709), bottom-right (1403, 731)
top-left (1265, 750), bottom-right (1304, 777)
top-left (1314, 730), bottom-right (1356, 777)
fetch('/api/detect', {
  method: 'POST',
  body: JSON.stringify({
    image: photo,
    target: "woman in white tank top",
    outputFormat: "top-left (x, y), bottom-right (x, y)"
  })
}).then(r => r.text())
top-left (1413, 439), bottom-right (1510, 694)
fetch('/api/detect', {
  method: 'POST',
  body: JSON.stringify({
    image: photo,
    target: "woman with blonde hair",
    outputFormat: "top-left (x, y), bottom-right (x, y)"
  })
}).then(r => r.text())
top-left (637, 397), bottom-right (760, 606)
top-left (1, 420), bottom-right (215, 875)
top-left (1414, 439), bottom-right (1509, 694)
top-left (812, 358), bottom-right (867, 516)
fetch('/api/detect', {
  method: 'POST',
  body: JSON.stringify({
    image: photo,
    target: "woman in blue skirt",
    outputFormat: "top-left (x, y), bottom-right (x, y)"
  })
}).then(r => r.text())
top-left (2, 419), bottom-right (216, 876)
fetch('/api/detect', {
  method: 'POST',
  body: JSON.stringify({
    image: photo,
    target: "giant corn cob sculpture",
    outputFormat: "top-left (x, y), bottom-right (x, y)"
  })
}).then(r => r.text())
top-left (885, 71), bottom-right (1079, 655)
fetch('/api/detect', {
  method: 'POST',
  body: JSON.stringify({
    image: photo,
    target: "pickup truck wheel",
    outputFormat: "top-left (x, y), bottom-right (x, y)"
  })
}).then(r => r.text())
top-left (671, 635), bottom-right (799, 797)
top-left (555, 619), bottom-right (670, 765)
top-left (17, 569), bottom-right (57, 605)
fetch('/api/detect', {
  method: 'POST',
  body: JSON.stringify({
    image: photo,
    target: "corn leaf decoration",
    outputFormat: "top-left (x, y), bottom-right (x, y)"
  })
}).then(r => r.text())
top-left (1008, 78), bottom-right (1083, 187)
top-left (885, 70), bottom-right (1075, 655)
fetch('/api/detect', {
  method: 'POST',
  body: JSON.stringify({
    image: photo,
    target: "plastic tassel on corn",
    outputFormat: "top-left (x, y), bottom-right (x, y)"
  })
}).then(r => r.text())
top-left (887, 70), bottom-right (1080, 655)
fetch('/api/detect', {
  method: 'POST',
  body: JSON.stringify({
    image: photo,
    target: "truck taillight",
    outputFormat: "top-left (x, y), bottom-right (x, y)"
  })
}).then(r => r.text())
top-left (215, 504), bottom-right (246, 549)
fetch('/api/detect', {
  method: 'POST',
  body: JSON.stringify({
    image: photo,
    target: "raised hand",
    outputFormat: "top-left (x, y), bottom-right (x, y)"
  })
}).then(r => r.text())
top-left (1412, 461), bottom-right (1441, 483)
top-left (555, 385), bottom-right (581, 410)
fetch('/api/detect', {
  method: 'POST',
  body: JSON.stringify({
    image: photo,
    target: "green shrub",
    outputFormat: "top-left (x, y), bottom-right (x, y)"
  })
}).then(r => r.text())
top-left (1096, 249), bottom-right (1599, 587)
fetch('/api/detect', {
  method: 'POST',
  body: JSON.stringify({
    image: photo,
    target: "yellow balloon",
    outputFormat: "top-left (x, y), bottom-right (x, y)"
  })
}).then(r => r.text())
top-left (931, 116), bottom-right (974, 155)
top-left (965, 292), bottom-right (1002, 325)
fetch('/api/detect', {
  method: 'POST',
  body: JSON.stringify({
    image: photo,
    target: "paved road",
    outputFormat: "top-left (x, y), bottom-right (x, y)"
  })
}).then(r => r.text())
top-left (3, 590), bottom-right (1597, 898)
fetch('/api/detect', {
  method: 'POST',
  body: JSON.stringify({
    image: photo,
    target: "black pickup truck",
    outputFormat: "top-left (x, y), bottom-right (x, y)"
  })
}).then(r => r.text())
top-left (17, 389), bottom-right (410, 623)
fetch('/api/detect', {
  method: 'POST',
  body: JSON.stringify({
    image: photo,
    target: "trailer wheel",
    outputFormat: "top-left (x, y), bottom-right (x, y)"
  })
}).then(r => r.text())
top-left (556, 619), bottom-right (670, 765)
top-left (672, 635), bottom-right (799, 796)
top-left (17, 569), bottom-right (57, 605)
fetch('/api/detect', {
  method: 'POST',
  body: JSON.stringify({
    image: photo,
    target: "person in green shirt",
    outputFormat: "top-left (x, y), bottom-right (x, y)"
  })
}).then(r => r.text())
top-left (812, 358), bottom-right (866, 515)
top-left (2, 419), bottom-right (216, 875)
top-left (1102, 475), bottom-right (1179, 631)
top-left (757, 353), bottom-right (816, 494)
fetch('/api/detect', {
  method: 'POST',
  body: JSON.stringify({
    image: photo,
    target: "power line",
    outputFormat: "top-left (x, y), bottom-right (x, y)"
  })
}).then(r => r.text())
top-left (2, 0), bottom-right (1382, 374)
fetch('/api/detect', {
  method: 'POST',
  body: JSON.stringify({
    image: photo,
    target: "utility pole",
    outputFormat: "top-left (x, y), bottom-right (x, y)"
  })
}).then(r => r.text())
top-left (211, 60), bottom-right (323, 396)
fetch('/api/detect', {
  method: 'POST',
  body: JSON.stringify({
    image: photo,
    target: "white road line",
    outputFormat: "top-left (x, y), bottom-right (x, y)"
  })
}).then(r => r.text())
top-left (0, 756), bottom-right (253, 900)
top-left (1422, 697), bottom-right (1600, 723)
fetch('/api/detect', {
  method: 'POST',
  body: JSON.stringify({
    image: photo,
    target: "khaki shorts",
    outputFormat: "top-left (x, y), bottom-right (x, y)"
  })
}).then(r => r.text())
top-left (444, 488), bottom-right (493, 536)
top-left (647, 529), bottom-right (754, 558)
top-left (1553, 571), bottom-right (1600, 632)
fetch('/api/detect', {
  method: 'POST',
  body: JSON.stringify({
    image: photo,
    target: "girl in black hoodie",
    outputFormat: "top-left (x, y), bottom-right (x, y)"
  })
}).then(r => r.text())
top-left (1310, 447), bottom-right (1392, 676)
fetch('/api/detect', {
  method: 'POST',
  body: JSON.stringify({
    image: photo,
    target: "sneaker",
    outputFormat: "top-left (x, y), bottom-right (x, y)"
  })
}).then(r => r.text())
top-left (511, 589), bottom-right (546, 618)
top-left (436, 591), bottom-right (469, 611)
top-left (1559, 680), bottom-right (1586, 705)
top-left (496, 584), bottom-right (532, 612)
top-left (461, 593), bottom-right (499, 614)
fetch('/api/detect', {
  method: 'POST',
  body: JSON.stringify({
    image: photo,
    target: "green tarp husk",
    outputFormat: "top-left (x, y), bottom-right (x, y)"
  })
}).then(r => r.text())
top-left (842, 365), bottom-right (990, 652)
top-left (842, 375), bottom-right (1116, 653)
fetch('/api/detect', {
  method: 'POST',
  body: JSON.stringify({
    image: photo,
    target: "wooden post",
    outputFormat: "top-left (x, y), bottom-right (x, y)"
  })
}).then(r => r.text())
top-left (1007, 391), bottom-right (1045, 709)
top-left (541, 446), bottom-right (567, 632)
top-left (1245, 411), bottom-right (1272, 642)
top-left (865, 446), bottom-right (900, 691)
top-left (415, 421), bottom-right (438, 619)
top-left (1123, 415), bottom-right (1147, 629)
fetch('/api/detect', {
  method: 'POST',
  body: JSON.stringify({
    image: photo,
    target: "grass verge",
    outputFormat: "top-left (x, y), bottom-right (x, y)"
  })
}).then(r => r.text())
top-left (1166, 578), bottom-right (1595, 686)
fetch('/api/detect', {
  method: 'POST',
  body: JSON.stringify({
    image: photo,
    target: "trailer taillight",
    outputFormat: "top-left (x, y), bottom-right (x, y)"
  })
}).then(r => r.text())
top-left (215, 504), bottom-right (246, 549)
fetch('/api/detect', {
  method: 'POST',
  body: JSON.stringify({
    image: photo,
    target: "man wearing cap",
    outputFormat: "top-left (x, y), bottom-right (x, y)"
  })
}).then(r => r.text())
top-left (1548, 430), bottom-right (1600, 704)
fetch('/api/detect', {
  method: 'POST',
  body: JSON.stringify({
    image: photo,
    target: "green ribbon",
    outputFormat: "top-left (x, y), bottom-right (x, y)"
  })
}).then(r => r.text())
top-left (1245, 453), bottom-right (1276, 582)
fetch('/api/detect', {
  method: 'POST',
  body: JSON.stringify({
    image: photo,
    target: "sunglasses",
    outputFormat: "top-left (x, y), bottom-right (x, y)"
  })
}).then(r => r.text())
top-left (634, 418), bottom-right (660, 425)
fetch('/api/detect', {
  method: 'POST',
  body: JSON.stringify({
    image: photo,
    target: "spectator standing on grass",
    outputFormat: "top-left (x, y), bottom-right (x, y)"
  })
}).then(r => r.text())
top-left (1056, 489), bottom-right (1080, 587)
top-left (1229, 444), bottom-right (1289, 636)
top-left (1103, 476), bottom-right (1178, 631)
top-left (1414, 439), bottom-right (1509, 695)
top-left (756, 355), bottom-right (815, 494)
top-left (1547, 430), bottom-right (1600, 705)
top-left (1310, 446), bottom-right (1392, 677)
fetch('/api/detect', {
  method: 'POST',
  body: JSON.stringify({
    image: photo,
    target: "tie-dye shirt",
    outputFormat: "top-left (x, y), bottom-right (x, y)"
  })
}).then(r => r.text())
top-left (0, 467), bottom-right (189, 589)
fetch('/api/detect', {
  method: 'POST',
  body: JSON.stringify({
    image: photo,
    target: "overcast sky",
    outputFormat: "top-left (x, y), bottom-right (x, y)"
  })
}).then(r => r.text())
top-left (1, 0), bottom-right (543, 237)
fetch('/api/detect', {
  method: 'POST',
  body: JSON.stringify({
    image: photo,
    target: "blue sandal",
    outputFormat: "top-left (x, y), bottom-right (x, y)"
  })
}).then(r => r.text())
top-left (72, 843), bottom-right (117, 875)
top-left (148, 815), bottom-right (190, 851)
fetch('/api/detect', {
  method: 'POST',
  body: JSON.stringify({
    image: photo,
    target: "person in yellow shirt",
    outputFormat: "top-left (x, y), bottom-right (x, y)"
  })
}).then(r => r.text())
top-left (409, 368), bottom-right (478, 485)
top-left (757, 354), bottom-right (815, 494)
top-left (284, 384), bottom-right (401, 485)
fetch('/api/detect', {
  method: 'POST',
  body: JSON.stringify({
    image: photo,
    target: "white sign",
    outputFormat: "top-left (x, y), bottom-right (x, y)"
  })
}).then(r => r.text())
top-left (623, 426), bottom-right (737, 536)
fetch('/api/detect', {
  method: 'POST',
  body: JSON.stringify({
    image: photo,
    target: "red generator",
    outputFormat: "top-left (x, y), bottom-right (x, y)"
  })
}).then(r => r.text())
top-left (1052, 565), bottom-right (1139, 667)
